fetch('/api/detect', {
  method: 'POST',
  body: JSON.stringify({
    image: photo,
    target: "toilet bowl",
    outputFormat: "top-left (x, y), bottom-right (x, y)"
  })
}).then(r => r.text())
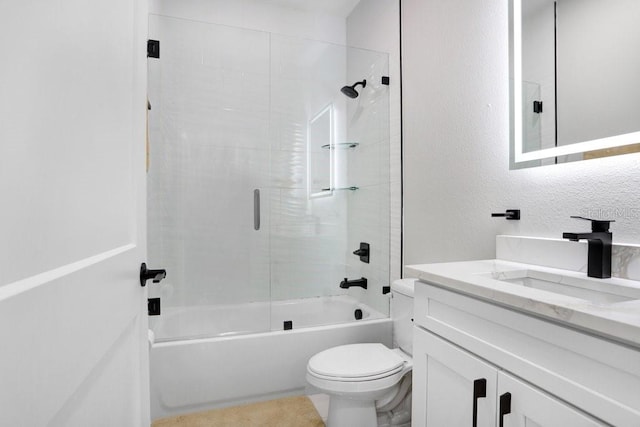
top-left (306, 279), bottom-right (416, 427)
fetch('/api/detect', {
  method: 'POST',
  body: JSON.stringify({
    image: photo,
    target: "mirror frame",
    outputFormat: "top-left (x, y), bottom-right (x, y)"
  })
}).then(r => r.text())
top-left (509, 0), bottom-right (640, 166)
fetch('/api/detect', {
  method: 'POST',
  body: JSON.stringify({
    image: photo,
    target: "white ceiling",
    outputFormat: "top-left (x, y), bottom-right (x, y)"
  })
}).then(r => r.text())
top-left (263, 0), bottom-right (361, 17)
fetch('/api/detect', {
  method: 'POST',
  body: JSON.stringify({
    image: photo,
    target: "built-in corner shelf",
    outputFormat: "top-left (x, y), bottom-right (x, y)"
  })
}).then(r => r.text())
top-left (321, 142), bottom-right (359, 150)
top-left (321, 186), bottom-right (359, 192)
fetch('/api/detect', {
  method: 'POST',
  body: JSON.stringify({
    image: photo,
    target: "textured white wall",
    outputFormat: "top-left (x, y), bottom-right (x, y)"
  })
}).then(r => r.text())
top-left (402, 0), bottom-right (640, 270)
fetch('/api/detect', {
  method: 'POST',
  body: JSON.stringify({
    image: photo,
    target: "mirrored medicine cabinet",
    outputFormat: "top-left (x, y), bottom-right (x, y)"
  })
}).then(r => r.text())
top-left (509, 0), bottom-right (640, 168)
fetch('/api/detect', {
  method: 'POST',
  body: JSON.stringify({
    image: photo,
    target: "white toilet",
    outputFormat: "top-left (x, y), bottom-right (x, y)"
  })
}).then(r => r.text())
top-left (306, 279), bottom-right (415, 427)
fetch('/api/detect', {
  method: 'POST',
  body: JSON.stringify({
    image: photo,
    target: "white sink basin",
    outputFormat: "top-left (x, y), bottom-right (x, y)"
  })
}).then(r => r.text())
top-left (482, 269), bottom-right (637, 305)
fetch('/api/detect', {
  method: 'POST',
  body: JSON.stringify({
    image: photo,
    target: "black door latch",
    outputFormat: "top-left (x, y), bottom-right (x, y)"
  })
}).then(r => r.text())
top-left (140, 263), bottom-right (166, 287)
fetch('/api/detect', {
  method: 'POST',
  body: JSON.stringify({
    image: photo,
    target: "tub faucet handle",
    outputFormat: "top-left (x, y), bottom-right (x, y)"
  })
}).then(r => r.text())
top-left (352, 242), bottom-right (370, 263)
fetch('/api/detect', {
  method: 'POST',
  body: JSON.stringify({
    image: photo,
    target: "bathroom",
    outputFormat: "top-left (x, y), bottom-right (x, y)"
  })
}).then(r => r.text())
top-left (1, 0), bottom-right (640, 426)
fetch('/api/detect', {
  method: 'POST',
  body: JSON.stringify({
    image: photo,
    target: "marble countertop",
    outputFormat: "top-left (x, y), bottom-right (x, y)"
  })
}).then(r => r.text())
top-left (407, 259), bottom-right (640, 347)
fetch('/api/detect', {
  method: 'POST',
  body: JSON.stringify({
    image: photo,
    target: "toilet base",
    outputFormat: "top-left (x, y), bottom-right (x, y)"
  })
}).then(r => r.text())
top-left (306, 345), bottom-right (413, 427)
top-left (327, 396), bottom-right (377, 427)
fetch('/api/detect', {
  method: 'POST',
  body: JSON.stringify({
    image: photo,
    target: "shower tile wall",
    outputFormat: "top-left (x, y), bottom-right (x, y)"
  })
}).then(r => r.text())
top-left (150, 0), bottom-right (348, 46)
top-left (269, 35), bottom-right (349, 301)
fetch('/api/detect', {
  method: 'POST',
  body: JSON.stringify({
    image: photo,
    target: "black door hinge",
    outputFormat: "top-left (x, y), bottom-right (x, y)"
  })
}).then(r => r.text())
top-left (533, 100), bottom-right (543, 113)
top-left (147, 40), bottom-right (160, 58)
top-left (148, 298), bottom-right (161, 316)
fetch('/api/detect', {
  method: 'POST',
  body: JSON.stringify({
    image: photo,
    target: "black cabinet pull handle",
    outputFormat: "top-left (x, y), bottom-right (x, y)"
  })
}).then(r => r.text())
top-left (140, 263), bottom-right (166, 287)
top-left (472, 378), bottom-right (487, 427)
top-left (499, 392), bottom-right (512, 427)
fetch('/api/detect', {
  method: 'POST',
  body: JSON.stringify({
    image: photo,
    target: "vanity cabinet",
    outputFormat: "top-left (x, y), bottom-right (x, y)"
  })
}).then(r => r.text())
top-left (413, 327), bottom-right (497, 427)
top-left (497, 369), bottom-right (604, 427)
top-left (414, 328), bottom-right (605, 426)
top-left (412, 281), bottom-right (640, 426)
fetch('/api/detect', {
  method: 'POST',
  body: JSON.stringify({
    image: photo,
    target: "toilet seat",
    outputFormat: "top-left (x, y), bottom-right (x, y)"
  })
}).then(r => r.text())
top-left (309, 364), bottom-right (404, 382)
top-left (308, 343), bottom-right (406, 382)
top-left (306, 344), bottom-right (412, 399)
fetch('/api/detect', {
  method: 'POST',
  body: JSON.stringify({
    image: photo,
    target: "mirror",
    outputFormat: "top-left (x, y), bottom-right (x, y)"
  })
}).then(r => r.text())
top-left (308, 104), bottom-right (334, 198)
top-left (510, 0), bottom-right (640, 167)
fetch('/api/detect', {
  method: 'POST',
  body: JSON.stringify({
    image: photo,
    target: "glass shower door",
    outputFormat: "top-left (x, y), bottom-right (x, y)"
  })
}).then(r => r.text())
top-left (268, 35), bottom-right (391, 328)
top-left (147, 16), bottom-right (272, 341)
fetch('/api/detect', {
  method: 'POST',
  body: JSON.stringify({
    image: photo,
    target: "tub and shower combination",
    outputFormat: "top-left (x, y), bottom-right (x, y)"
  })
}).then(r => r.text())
top-left (149, 296), bottom-right (391, 418)
top-left (147, 10), bottom-right (393, 421)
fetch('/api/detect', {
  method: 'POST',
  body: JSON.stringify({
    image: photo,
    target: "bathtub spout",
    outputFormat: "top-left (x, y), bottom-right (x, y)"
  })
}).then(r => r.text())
top-left (340, 277), bottom-right (368, 289)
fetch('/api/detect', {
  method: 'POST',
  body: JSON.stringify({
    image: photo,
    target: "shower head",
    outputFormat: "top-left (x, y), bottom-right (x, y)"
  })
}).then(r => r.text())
top-left (340, 79), bottom-right (366, 98)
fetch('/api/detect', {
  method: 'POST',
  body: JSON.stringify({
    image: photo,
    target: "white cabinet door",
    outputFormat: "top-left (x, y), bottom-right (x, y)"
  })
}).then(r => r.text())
top-left (0, 1), bottom-right (149, 425)
top-left (497, 372), bottom-right (607, 427)
top-left (413, 327), bottom-right (498, 427)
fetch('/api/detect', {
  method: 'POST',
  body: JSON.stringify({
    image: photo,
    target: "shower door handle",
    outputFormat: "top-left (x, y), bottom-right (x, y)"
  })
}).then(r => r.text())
top-left (254, 189), bottom-right (260, 230)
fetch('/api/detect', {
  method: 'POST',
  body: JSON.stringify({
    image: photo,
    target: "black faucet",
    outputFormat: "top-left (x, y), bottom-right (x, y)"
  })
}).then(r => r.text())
top-left (562, 216), bottom-right (614, 279)
top-left (340, 277), bottom-right (368, 289)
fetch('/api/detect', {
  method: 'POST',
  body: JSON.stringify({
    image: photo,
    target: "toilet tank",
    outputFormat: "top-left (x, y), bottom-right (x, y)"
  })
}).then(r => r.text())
top-left (391, 278), bottom-right (416, 356)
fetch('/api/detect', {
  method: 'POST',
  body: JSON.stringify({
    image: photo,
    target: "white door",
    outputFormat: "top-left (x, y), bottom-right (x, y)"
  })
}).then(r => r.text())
top-left (413, 327), bottom-right (498, 427)
top-left (497, 372), bottom-right (606, 427)
top-left (0, 1), bottom-right (150, 426)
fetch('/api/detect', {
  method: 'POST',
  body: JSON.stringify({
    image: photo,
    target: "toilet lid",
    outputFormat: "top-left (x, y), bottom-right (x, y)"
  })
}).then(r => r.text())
top-left (308, 343), bottom-right (405, 380)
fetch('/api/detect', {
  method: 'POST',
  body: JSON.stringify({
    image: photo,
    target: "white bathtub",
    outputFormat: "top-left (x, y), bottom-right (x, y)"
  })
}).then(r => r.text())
top-left (150, 295), bottom-right (392, 420)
